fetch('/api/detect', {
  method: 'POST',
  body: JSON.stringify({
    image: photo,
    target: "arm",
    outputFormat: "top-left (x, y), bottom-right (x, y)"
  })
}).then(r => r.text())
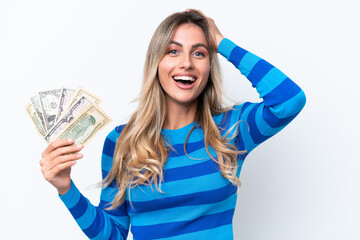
top-left (59, 126), bottom-right (130, 239)
top-left (218, 38), bottom-right (306, 153)
top-left (189, 8), bottom-right (306, 153)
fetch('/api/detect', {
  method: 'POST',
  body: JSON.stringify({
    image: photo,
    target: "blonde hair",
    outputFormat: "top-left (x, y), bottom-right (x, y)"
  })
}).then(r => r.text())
top-left (103, 10), bottom-right (245, 209)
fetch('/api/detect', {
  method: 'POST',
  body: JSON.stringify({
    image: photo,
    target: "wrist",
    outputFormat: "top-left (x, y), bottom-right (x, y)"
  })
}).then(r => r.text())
top-left (216, 36), bottom-right (224, 50)
top-left (216, 36), bottom-right (225, 52)
top-left (57, 185), bottom-right (71, 196)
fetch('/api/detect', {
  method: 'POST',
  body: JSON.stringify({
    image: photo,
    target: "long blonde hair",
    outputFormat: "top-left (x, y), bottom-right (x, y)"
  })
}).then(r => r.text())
top-left (103, 10), bottom-right (245, 209)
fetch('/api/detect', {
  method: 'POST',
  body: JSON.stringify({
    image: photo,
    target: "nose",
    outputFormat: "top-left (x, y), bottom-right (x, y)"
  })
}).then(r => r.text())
top-left (179, 53), bottom-right (193, 70)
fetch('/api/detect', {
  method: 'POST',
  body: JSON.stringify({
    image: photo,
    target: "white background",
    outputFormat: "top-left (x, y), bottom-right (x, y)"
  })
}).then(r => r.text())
top-left (1, 0), bottom-right (359, 239)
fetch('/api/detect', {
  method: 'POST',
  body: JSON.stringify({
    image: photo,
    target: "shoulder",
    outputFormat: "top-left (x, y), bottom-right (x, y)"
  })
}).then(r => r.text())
top-left (105, 124), bottom-right (126, 142)
top-left (102, 124), bottom-right (126, 160)
top-left (212, 103), bottom-right (250, 126)
top-left (101, 124), bottom-right (126, 174)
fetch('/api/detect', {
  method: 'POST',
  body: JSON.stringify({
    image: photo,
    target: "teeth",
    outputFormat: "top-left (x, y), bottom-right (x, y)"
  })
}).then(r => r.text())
top-left (173, 76), bottom-right (195, 81)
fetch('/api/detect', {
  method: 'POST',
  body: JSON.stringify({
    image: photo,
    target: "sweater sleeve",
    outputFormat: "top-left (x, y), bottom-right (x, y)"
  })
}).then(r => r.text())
top-left (59, 125), bottom-right (129, 240)
top-left (218, 38), bottom-right (306, 154)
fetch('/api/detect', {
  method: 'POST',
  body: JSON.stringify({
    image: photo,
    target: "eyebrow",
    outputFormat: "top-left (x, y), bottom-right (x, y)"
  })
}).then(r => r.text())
top-left (170, 40), bottom-right (208, 50)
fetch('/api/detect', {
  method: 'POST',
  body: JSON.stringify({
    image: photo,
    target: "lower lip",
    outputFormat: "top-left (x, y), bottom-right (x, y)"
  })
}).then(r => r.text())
top-left (173, 79), bottom-right (196, 89)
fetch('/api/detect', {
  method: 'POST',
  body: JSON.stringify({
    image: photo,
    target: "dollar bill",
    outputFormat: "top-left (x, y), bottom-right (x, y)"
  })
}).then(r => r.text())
top-left (55, 87), bottom-right (75, 121)
top-left (44, 96), bottom-right (91, 143)
top-left (30, 95), bottom-right (46, 132)
top-left (65, 86), bottom-right (102, 111)
top-left (55, 103), bottom-right (112, 145)
top-left (26, 103), bottom-right (46, 137)
top-left (39, 88), bottom-right (62, 131)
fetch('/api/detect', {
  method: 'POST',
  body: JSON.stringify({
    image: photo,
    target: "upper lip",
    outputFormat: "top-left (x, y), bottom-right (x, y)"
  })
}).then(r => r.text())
top-left (172, 73), bottom-right (197, 81)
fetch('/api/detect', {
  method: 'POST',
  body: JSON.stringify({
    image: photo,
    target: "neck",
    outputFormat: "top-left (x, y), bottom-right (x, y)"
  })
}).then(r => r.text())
top-left (164, 99), bottom-right (198, 130)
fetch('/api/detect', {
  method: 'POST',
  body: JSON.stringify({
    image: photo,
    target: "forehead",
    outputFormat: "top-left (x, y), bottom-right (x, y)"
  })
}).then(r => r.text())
top-left (171, 23), bottom-right (208, 46)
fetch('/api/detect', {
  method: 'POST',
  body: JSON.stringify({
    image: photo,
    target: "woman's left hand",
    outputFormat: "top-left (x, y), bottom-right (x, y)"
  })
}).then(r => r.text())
top-left (186, 9), bottom-right (224, 50)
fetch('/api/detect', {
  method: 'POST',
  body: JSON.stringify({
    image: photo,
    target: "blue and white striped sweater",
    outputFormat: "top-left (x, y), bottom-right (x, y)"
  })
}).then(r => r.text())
top-left (60, 38), bottom-right (306, 239)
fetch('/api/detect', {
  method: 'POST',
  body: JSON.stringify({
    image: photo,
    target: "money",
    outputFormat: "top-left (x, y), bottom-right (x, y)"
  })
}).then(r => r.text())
top-left (65, 86), bottom-right (102, 111)
top-left (26, 86), bottom-right (111, 145)
top-left (55, 104), bottom-right (111, 145)
top-left (26, 103), bottom-right (47, 137)
top-left (56, 88), bottom-right (75, 121)
top-left (30, 95), bottom-right (46, 133)
top-left (44, 96), bottom-right (92, 143)
top-left (39, 88), bottom-right (62, 131)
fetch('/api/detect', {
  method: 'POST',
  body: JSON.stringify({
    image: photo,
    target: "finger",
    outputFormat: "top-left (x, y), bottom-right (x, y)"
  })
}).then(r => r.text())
top-left (47, 143), bottom-right (83, 161)
top-left (43, 152), bottom-right (83, 173)
top-left (195, 9), bottom-right (205, 16)
top-left (43, 160), bottom-right (77, 183)
top-left (42, 138), bottom-right (74, 157)
top-left (185, 9), bottom-right (212, 24)
top-left (40, 143), bottom-right (83, 167)
top-left (186, 8), bottom-right (204, 15)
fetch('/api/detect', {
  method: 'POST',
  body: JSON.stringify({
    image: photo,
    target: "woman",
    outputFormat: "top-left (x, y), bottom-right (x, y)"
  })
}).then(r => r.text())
top-left (40, 9), bottom-right (306, 239)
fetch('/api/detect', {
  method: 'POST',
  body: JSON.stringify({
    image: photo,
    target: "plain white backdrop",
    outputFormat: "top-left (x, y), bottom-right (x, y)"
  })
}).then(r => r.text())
top-left (1, 0), bottom-right (359, 239)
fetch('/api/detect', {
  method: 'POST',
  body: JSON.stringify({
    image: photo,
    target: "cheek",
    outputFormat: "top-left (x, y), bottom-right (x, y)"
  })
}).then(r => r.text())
top-left (200, 63), bottom-right (211, 84)
top-left (159, 57), bottom-right (177, 73)
top-left (158, 59), bottom-right (174, 84)
top-left (158, 64), bottom-right (172, 93)
top-left (198, 64), bottom-right (211, 94)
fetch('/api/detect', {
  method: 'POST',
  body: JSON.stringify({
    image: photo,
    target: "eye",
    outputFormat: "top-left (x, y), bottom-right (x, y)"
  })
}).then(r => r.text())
top-left (193, 51), bottom-right (206, 57)
top-left (167, 49), bottom-right (179, 55)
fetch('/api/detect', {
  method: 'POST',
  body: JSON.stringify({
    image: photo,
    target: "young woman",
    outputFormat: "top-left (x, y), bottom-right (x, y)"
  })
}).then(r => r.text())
top-left (40, 9), bottom-right (306, 240)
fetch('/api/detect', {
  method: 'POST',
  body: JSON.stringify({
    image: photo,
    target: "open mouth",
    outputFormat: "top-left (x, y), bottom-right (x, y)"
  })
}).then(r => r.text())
top-left (173, 75), bottom-right (196, 85)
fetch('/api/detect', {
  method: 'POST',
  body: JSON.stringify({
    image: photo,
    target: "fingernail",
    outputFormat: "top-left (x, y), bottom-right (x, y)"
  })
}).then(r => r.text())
top-left (77, 153), bottom-right (83, 158)
top-left (68, 138), bottom-right (74, 143)
top-left (76, 144), bottom-right (83, 149)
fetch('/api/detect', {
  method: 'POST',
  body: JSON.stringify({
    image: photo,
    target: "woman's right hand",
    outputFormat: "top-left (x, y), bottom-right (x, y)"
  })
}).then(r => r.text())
top-left (40, 138), bottom-right (84, 195)
top-left (186, 9), bottom-right (224, 50)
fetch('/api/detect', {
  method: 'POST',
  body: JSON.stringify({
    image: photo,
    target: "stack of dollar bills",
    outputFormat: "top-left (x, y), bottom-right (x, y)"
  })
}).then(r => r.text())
top-left (26, 86), bottom-right (112, 145)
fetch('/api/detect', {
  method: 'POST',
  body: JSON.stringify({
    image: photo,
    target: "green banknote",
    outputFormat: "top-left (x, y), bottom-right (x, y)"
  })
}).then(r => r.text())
top-left (55, 103), bottom-right (111, 145)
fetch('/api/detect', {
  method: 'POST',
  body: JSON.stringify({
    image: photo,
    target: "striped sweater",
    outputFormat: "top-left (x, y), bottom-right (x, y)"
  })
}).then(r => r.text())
top-left (59, 38), bottom-right (306, 239)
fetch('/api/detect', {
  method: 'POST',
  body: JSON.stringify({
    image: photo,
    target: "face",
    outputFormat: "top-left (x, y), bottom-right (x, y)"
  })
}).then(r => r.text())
top-left (158, 23), bottom-right (210, 109)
